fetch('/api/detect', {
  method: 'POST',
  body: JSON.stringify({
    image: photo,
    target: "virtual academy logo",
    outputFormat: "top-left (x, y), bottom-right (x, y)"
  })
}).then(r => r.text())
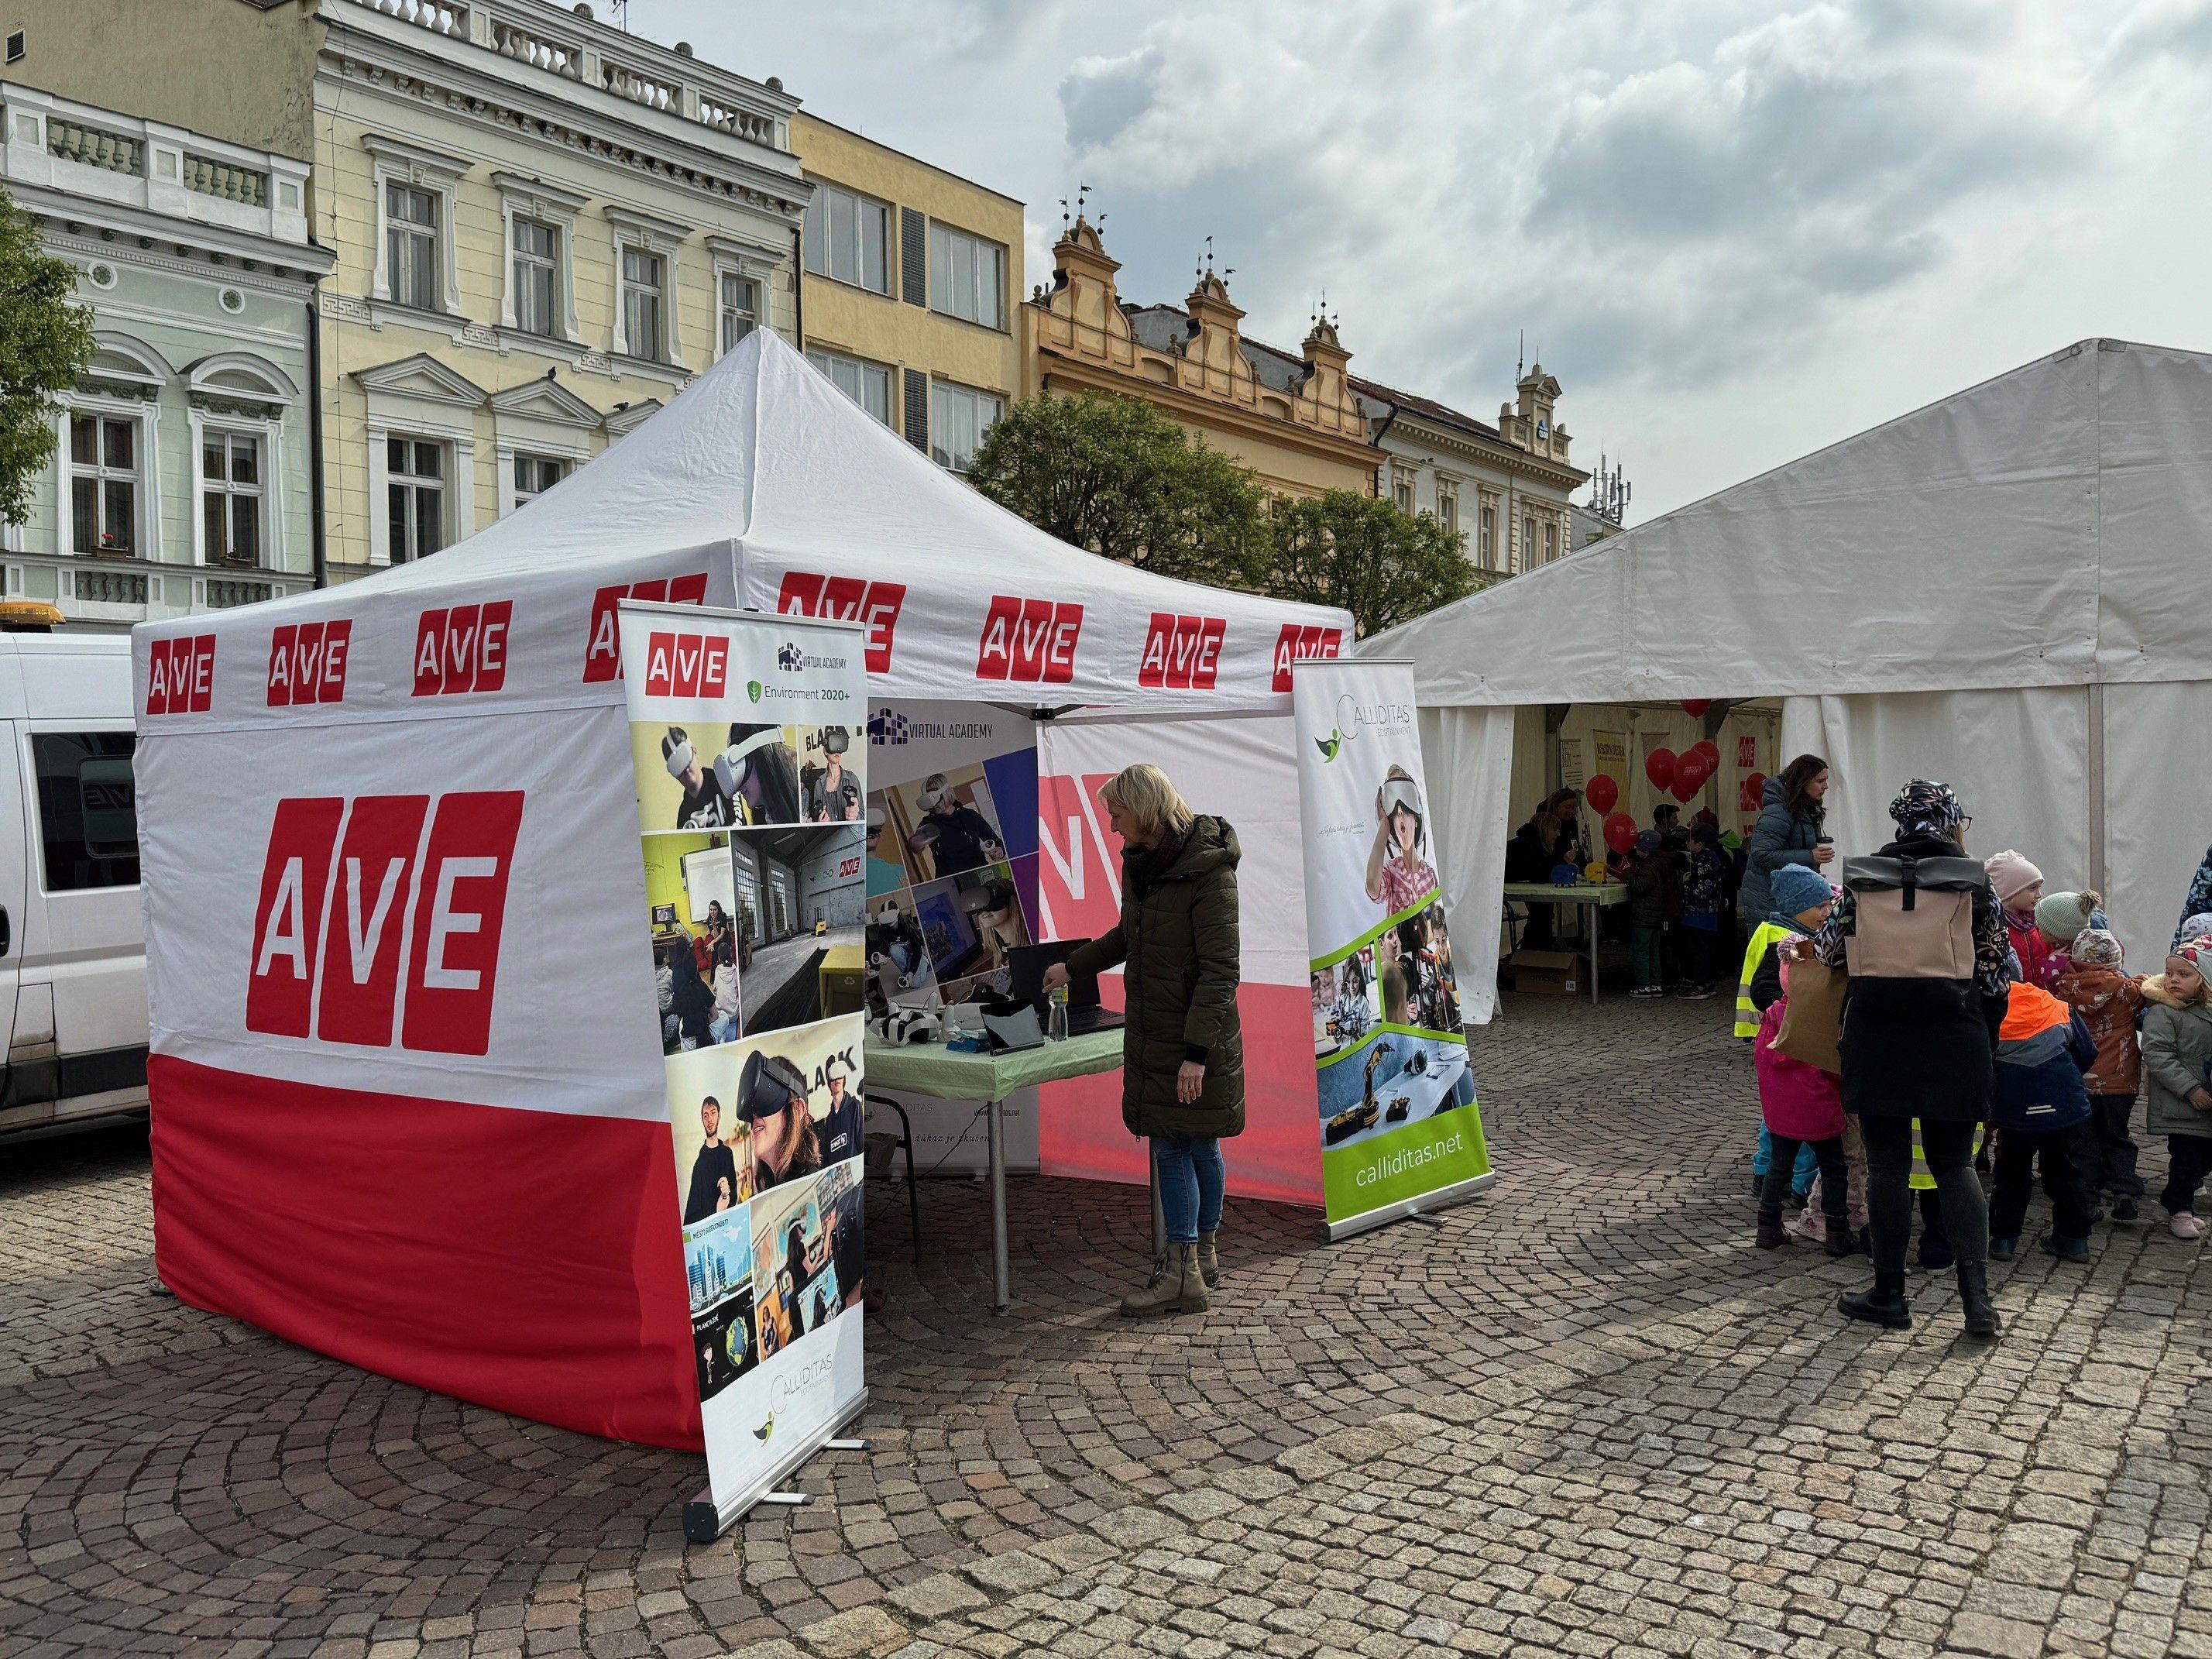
top-left (867, 709), bottom-right (912, 746)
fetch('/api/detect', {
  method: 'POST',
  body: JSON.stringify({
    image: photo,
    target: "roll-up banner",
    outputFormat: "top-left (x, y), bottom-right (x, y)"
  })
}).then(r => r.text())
top-left (616, 602), bottom-right (870, 1538)
top-left (1291, 656), bottom-right (1495, 1239)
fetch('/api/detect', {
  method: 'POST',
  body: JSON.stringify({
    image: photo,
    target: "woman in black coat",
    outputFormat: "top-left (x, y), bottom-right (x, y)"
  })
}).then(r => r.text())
top-left (1740, 754), bottom-right (1832, 926)
top-left (1807, 780), bottom-right (2010, 1338)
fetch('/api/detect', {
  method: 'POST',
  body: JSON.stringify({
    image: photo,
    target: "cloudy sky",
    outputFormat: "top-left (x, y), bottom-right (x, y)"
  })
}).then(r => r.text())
top-left (644, 0), bottom-right (2212, 520)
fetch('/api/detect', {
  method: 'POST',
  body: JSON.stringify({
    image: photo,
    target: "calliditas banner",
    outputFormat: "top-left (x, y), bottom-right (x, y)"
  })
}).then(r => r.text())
top-left (617, 601), bottom-right (870, 1523)
top-left (1292, 656), bottom-right (1493, 1238)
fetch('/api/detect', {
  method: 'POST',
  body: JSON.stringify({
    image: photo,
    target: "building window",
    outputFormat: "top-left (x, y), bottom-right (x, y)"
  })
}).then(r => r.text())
top-left (1437, 483), bottom-right (1458, 538)
top-left (386, 182), bottom-right (442, 311)
top-left (32, 731), bottom-right (139, 892)
top-left (201, 430), bottom-right (263, 565)
top-left (802, 182), bottom-right (889, 294)
top-left (927, 222), bottom-right (1005, 329)
top-left (1521, 514), bottom-right (1534, 572)
top-left (619, 246), bottom-right (667, 362)
top-left (929, 381), bottom-right (1003, 472)
top-left (511, 218), bottom-right (561, 338)
top-left (1393, 469), bottom-right (1414, 514)
top-left (1544, 520), bottom-right (1557, 564)
top-left (1479, 504), bottom-right (1496, 568)
top-left (386, 436), bottom-right (445, 563)
top-left (514, 452), bottom-right (567, 506)
top-left (69, 412), bottom-right (139, 555)
top-left (805, 348), bottom-right (893, 426)
top-left (719, 272), bottom-right (759, 355)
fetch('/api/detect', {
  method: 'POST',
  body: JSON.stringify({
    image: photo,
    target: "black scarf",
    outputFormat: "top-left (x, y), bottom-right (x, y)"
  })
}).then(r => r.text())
top-left (1126, 823), bottom-right (1191, 899)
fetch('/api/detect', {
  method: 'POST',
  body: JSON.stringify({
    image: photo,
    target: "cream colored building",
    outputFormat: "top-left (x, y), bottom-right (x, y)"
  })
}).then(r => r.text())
top-left (1353, 364), bottom-right (1589, 585)
top-left (790, 113), bottom-right (1022, 474)
top-left (14, 0), bottom-right (807, 581)
top-left (1026, 217), bottom-right (1378, 500)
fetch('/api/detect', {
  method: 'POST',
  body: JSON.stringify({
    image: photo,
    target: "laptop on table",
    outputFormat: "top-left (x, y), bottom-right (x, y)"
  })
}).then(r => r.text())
top-left (1007, 941), bottom-right (1125, 1036)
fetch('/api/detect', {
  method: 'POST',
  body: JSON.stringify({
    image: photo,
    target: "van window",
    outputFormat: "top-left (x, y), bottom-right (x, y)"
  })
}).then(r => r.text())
top-left (33, 732), bottom-right (139, 891)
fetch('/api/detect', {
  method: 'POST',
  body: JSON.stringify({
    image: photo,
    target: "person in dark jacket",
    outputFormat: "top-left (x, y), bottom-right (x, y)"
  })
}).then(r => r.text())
top-left (1740, 754), bottom-right (1832, 929)
top-left (661, 941), bottom-right (715, 1053)
top-left (1808, 779), bottom-right (2010, 1338)
top-left (1986, 980), bottom-right (2099, 1262)
top-left (1621, 831), bottom-right (1677, 997)
top-left (1504, 788), bottom-right (1583, 947)
top-left (1049, 764), bottom-right (1243, 1319)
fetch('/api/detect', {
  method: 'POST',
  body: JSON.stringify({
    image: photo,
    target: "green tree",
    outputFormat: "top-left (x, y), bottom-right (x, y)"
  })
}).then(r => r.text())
top-left (0, 192), bottom-right (92, 527)
top-left (967, 390), bottom-right (1269, 589)
top-left (1262, 489), bottom-right (1478, 637)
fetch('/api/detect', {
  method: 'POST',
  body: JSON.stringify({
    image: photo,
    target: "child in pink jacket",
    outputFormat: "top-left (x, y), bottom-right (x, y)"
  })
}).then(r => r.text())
top-left (1748, 864), bottom-right (1852, 1255)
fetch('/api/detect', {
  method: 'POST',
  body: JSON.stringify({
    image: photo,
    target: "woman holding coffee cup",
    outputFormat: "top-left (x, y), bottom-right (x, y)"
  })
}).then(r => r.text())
top-left (1742, 754), bottom-right (1834, 929)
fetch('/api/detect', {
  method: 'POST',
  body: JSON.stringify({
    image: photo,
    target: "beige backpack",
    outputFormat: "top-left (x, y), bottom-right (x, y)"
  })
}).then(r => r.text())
top-left (1843, 855), bottom-right (1987, 981)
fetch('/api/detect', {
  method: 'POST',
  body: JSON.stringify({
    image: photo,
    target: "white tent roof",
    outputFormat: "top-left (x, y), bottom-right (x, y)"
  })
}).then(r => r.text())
top-left (139, 329), bottom-right (1349, 726)
top-left (1370, 338), bottom-right (2212, 705)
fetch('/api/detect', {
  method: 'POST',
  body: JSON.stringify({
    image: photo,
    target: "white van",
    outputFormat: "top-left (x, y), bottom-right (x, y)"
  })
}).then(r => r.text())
top-left (0, 632), bottom-right (146, 1143)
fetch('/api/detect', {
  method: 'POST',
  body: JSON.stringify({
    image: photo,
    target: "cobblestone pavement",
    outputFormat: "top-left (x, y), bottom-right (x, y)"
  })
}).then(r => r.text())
top-left (3, 994), bottom-right (2208, 1658)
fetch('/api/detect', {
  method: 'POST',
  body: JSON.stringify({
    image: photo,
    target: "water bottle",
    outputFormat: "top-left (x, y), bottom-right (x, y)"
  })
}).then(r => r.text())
top-left (1046, 984), bottom-right (1070, 1042)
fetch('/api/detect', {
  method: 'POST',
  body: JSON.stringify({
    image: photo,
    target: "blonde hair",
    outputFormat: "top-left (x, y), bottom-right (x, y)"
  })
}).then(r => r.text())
top-left (1101, 764), bottom-right (1194, 842)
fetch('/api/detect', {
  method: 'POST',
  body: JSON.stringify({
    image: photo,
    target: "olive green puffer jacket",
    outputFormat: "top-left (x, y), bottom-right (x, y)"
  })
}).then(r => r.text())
top-left (1067, 816), bottom-right (1245, 1139)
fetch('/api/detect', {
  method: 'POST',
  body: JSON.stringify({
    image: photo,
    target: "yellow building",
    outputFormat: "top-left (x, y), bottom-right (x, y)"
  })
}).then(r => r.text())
top-left (1025, 217), bottom-right (1377, 499)
top-left (15, 0), bottom-right (809, 582)
top-left (790, 113), bottom-right (1023, 474)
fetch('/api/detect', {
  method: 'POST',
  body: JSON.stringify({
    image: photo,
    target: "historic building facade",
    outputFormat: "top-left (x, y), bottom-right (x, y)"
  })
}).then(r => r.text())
top-left (0, 84), bottom-right (331, 626)
top-left (15, 0), bottom-right (808, 582)
top-left (1025, 217), bottom-right (1377, 499)
top-left (790, 113), bottom-right (1022, 475)
top-left (1354, 362), bottom-right (1589, 586)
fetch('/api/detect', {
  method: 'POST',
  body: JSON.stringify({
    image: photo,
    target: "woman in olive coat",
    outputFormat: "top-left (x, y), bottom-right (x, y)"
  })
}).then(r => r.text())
top-left (1047, 764), bottom-right (1244, 1317)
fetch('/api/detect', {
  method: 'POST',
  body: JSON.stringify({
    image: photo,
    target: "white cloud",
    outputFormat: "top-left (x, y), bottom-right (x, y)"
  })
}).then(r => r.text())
top-left (646, 0), bottom-right (2212, 517)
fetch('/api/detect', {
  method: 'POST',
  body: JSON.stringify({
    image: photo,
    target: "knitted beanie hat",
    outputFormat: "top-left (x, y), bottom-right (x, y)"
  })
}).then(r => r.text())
top-left (2070, 929), bottom-right (2123, 970)
top-left (2035, 888), bottom-right (2102, 946)
top-left (1769, 863), bottom-right (1832, 920)
top-left (2181, 912), bottom-right (2212, 946)
top-left (1985, 849), bottom-right (2044, 907)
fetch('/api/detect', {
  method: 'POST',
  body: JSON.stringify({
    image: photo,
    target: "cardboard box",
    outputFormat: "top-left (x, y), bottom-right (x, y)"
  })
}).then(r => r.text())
top-left (1510, 948), bottom-right (1582, 997)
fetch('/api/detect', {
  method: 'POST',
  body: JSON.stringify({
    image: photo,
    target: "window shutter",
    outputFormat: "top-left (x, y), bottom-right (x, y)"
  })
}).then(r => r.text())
top-left (901, 208), bottom-right (926, 306)
top-left (903, 368), bottom-right (929, 450)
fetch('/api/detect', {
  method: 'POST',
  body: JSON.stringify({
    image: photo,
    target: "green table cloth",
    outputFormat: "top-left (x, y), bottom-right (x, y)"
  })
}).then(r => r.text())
top-left (863, 1026), bottom-right (1125, 1102)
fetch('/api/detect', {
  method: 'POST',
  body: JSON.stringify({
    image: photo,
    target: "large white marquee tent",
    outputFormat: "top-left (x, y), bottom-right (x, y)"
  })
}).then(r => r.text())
top-left (1372, 338), bottom-right (2212, 1019)
top-left (132, 329), bottom-right (1347, 1447)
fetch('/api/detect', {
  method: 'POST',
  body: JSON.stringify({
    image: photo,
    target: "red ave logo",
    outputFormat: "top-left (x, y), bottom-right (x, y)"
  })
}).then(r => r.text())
top-left (642, 630), bottom-right (730, 699)
top-left (1271, 623), bottom-right (1343, 692)
top-left (246, 790), bottom-right (524, 1056)
top-left (146, 634), bottom-right (216, 715)
top-left (977, 595), bottom-right (1082, 685)
top-left (266, 621), bottom-right (352, 706)
top-left (584, 573), bottom-right (709, 683)
top-left (1139, 613), bottom-right (1226, 689)
top-left (413, 603), bottom-right (512, 697)
top-left (776, 571), bottom-right (905, 675)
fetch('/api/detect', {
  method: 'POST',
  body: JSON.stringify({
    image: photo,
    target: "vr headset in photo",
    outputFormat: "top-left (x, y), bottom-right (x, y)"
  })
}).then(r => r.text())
top-left (1379, 768), bottom-right (1423, 821)
top-left (737, 1049), bottom-right (811, 1122)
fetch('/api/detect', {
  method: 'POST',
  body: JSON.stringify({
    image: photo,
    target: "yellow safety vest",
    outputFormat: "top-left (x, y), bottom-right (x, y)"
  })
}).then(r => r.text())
top-left (1735, 922), bottom-right (1797, 1039)
top-left (1908, 1118), bottom-right (1984, 1190)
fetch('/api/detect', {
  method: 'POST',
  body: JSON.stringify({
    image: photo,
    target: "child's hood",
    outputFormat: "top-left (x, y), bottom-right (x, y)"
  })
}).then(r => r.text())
top-left (2054, 963), bottom-right (2135, 1015)
top-left (1999, 981), bottom-right (2073, 1042)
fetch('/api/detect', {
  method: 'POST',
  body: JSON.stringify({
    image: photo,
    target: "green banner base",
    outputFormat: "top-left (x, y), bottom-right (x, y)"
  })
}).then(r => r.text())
top-left (1320, 1170), bottom-right (1496, 1242)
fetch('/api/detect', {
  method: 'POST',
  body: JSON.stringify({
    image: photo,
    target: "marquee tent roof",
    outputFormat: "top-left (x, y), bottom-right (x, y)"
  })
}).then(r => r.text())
top-left (143, 328), bottom-right (1348, 724)
top-left (1370, 338), bottom-right (2212, 704)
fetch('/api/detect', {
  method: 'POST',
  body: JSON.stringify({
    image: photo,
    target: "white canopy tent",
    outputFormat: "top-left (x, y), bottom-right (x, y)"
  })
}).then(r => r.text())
top-left (1370, 338), bottom-right (2212, 1019)
top-left (131, 329), bottom-right (1348, 1448)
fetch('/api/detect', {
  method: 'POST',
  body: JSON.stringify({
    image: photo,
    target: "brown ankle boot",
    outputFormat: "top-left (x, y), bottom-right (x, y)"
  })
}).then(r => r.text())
top-left (1195, 1231), bottom-right (1220, 1288)
top-left (1118, 1244), bottom-right (1209, 1317)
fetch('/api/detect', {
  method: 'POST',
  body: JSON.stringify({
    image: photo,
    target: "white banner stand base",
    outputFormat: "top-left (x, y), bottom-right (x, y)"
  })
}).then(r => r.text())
top-left (682, 1391), bottom-right (873, 1543)
top-left (1318, 1171), bottom-right (1496, 1244)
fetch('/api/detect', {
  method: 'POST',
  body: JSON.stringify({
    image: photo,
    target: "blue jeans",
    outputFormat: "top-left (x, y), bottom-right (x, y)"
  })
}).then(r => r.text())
top-left (1154, 1135), bottom-right (1224, 1246)
top-left (1754, 1126), bottom-right (1817, 1194)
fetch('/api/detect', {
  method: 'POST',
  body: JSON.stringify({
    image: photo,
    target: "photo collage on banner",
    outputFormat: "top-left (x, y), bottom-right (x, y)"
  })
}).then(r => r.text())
top-left (1292, 658), bottom-right (1493, 1231)
top-left (618, 603), bottom-right (868, 1517)
top-left (861, 702), bottom-right (1041, 1022)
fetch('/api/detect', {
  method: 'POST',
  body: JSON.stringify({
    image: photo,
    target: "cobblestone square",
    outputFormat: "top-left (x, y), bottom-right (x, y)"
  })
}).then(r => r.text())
top-left (4, 994), bottom-right (2207, 1657)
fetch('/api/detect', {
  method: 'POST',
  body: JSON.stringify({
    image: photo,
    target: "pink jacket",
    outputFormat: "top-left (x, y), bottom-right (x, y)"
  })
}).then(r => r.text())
top-left (2006, 910), bottom-right (2061, 988)
top-left (1755, 960), bottom-right (1845, 1139)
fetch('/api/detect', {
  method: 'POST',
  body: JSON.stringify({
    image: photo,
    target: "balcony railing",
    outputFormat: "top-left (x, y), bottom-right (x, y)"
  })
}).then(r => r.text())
top-left (352, 0), bottom-right (788, 153)
top-left (73, 568), bottom-right (149, 606)
top-left (205, 578), bottom-right (275, 610)
top-left (183, 154), bottom-right (268, 207)
top-left (47, 117), bottom-right (142, 177)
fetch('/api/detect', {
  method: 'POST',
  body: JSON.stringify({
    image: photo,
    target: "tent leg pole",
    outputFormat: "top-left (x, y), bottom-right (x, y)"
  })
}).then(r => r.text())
top-left (988, 1096), bottom-right (1011, 1314)
top-left (2087, 682), bottom-right (2107, 896)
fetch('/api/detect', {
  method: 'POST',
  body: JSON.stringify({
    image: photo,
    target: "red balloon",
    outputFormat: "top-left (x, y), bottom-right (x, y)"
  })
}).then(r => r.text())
top-left (1740, 771), bottom-right (1767, 812)
top-left (1671, 774), bottom-right (1701, 804)
top-left (1680, 699), bottom-right (1712, 718)
top-left (1585, 773), bottom-right (1620, 815)
top-left (1603, 812), bottom-right (1638, 855)
top-left (1645, 748), bottom-right (1677, 792)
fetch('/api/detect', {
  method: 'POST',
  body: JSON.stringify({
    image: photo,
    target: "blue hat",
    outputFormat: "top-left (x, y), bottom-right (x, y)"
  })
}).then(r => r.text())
top-left (1769, 863), bottom-right (1832, 921)
top-left (1634, 830), bottom-right (1661, 854)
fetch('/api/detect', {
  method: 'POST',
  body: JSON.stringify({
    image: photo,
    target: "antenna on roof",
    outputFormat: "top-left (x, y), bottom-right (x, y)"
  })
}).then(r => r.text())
top-left (1517, 331), bottom-right (1524, 380)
